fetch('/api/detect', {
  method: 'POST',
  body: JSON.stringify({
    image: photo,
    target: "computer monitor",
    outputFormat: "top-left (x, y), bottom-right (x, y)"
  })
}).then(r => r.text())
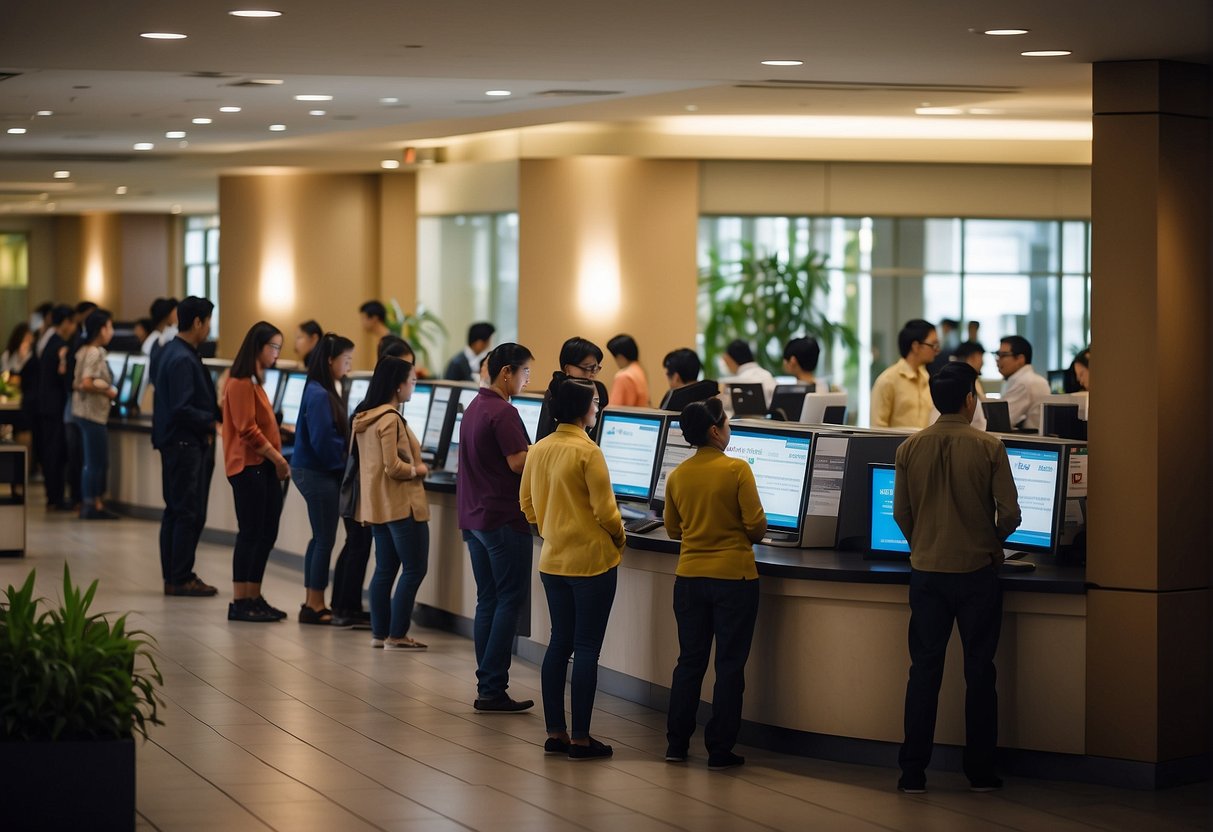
top-left (651, 417), bottom-right (696, 513)
top-left (115, 354), bottom-right (147, 415)
top-left (723, 422), bottom-right (814, 545)
top-left (511, 394), bottom-right (545, 443)
top-left (1047, 369), bottom-right (1068, 395)
top-left (345, 375), bottom-right (371, 419)
top-left (1001, 439), bottom-right (1065, 554)
top-left (422, 384), bottom-right (455, 456)
top-left (442, 387), bottom-right (481, 474)
top-left (982, 400), bottom-right (1012, 433)
top-left (597, 409), bottom-right (666, 504)
top-left (867, 463), bottom-right (909, 559)
top-left (262, 367), bottom-right (283, 410)
top-left (728, 383), bottom-right (767, 417)
top-left (800, 392), bottom-right (848, 425)
top-left (278, 371), bottom-right (308, 430)
top-left (401, 382), bottom-right (433, 432)
top-left (105, 353), bottom-right (127, 389)
top-left (769, 383), bottom-right (814, 421)
top-left (1041, 402), bottom-right (1087, 441)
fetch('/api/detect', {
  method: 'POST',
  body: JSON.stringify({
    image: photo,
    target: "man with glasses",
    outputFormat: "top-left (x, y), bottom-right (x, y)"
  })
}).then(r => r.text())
top-left (992, 336), bottom-right (1050, 431)
top-left (871, 319), bottom-right (938, 429)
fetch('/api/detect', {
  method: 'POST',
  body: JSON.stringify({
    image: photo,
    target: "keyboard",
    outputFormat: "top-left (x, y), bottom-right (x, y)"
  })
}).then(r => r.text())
top-left (624, 518), bottom-right (663, 534)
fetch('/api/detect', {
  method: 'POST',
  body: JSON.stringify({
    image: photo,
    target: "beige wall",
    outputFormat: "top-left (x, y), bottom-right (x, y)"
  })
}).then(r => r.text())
top-left (417, 160), bottom-right (519, 215)
top-left (517, 158), bottom-right (699, 393)
top-left (118, 215), bottom-right (176, 320)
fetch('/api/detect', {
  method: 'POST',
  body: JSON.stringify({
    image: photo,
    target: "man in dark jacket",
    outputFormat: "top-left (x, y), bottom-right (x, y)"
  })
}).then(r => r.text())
top-left (36, 305), bottom-right (77, 510)
top-left (153, 296), bottom-right (220, 597)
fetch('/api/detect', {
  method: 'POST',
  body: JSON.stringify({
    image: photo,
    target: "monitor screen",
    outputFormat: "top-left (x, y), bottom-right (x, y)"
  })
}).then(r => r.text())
top-left (262, 367), bottom-right (282, 407)
top-left (598, 411), bottom-right (665, 502)
top-left (511, 396), bottom-right (544, 444)
top-left (1002, 443), bottom-right (1062, 551)
top-left (105, 354), bottom-right (127, 387)
top-left (443, 388), bottom-right (480, 473)
top-left (724, 426), bottom-right (813, 533)
top-left (346, 377), bottom-right (370, 419)
top-left (118, 357), bottom-right (146, 405)
top-left (279, 373), bottom-right (308, 429)
top-left (868, 464), bottom-right (910, 555)
top-left (422, 385), bottom-right (453, 453)
top-left (401, 382), bottom-right (433, 431)
top-left (652, 418), bottom-right (695, 507)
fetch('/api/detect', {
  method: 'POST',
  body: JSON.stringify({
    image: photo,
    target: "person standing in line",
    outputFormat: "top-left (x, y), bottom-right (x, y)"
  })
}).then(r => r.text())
top-left (292, 333), bottom-right (355, 625)
top-left (458, 343), bottom-right (536, 712)
top-left (521, 376), bottom-right (624, 761)
top-left (71, 308), bottom-right (120, 520)
top-left (353, 357), bottom-right (431, 650)
top-left (606, 333), bottom-right (649, 407)
top-left (893, 362), bottom-right (1021, 794)
top-left (153, 296), bottom-right (221, 598)
top-left (37, 305), bottom-right (77, 511)
top-left (63, 301), bottom-right (98, 513)
top-left (870, 319), bottom-right (939, 429)
top-left (993, 335), bottom-right (1051, 431)
top-left (295, 319), bottom-right (324, 368)
top-left (444, 321), bottom-right (495, 382)
top-left (663, 397), bottom-right (766, 771)
top-left (222, 321), bottom-right (290, 622)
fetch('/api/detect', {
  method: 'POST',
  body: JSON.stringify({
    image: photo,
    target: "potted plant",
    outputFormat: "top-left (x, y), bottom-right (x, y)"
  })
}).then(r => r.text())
top-left (0, 565), bottom-right (164, 830)
top-left (385, 299), bottom-right (448, 375)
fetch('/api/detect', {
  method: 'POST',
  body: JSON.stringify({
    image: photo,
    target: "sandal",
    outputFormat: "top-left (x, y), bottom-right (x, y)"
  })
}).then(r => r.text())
top-left (298, 604), bottom-right (333, 625)
top-left (383, 636), bottom-right (427, 650)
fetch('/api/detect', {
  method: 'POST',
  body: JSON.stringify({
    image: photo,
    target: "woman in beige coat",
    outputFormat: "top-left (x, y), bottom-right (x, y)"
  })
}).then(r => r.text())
top-left (352, 357), bottom-right (430, 649)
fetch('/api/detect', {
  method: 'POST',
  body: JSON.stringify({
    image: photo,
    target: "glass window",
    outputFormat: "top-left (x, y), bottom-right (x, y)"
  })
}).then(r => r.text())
top-left (183, 216), bottom-right (220, 335)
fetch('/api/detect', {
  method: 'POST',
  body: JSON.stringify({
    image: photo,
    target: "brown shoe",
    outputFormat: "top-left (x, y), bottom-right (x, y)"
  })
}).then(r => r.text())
top-left (165, 576), bottom-right (219, 597)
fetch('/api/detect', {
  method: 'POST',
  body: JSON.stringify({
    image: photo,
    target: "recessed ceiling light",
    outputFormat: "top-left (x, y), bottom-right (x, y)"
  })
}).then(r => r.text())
top-left (761, 59), bottom-right (804, 66)
top-left (294, 94), bottom-right (332, 101)
top-left (6, 128), bottom-right (27, 135)
top-left (308, 109), bottom-right (327, 116)
top-left (115, 186), bottom-right (128, 195)
top-left (133, 142), bottom-right (155, 151)
top-left (269, 123), bottom-right (286, 131)
top-left (1021, 50), bottom-right (1072, 57)
top-left (379, 97), bottom-right (400, 104)
top-left (192, 117), bottom-right (213, 124)
top-left (35, 110), bottom-right (53, 117)
top-left (140, 32), bottom-right (188, 39)
top-left (485, 90), bottom-right (511, 97)
top-left (46, 203), bottom-right (56, 212)
top-left (967, 107), bottom-right (1006, 115)
top-left (380, 159), bottom-right (401, 170)
top-left (165, 130), bottom-right (187, 139)
top-left (915, 107), bottom-right (964, 115)
top-left (170, 205), bottom-right (183, 214)
top-left (983, 28), bottom-right (1029, 36)
top-left (250, 79), bottom-right (284, 85)
top-left (229, 9), bottom-right (282, 17)
top-left (53, 170), bottom-right (70, 179)
top-left (219, 106), bottom-right (242, 113)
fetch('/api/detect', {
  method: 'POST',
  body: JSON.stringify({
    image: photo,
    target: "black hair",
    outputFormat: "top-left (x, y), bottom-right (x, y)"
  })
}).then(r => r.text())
top-left (725, 339), bottom-right (755, 365)
top-left (358, 356), bottom-right (413, 413)
top-left (1071, 348), bottom-right (1089, 369)
top-left (299, 319), bottom-right (323, 340)
top-left (74, 301), bottom-right (98, 317)
top-left (1001, 335), bottom-right (1033, 365)
top-left (377, 334), bottom-right (415, 362)
top-left (558, 336), bottom-right (603, 370)
top-left (549, 376), bottom-right (597, 424)
top-left (680, 397), bottom-right (726, 446)
top-left (5, 322), bottom-right (30, 356)
top-left (488, 342), bottom-right (534, 381)
top-left (940, 318), bottom-right (960, 329)
top-left (929, 362), bottom-right (978, 415)
top-left (35, 301), bottom-right (54, 317)
top-left (662, 348), bottom-right (701, 383)
top-left (782, 337), bottom-right (820, 372)
top-left (50, 304), bottom-right (74, 326)
top-left (135, 317), bottom-right (154, 335)
top-left (467, 321), bottom-right (495, 346)
top-left (149, 297), bottom-right (178, 327)
top-left (80, 309), bottom-right (113, 344)
top-left (177, 296), bottom-right (214, 333)
top-left (230, 321), bottom-right (282, 381)
top-left (307, 333), bottom-right (355, 437)
top-left (953, 340), bottom-right (985, 361)
top-left (897, 319), bottom-right (936, 358)
top-left (359, 300), bottom-right (387, 322)
top-left (607, 334), bottom-right (639, 362)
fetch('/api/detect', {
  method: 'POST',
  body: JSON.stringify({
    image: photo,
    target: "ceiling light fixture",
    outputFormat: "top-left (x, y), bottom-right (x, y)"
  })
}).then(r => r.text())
top-left (761, 59), bottom-right (804, 66)
top-left (269, 123), bottom-right (286, 131)
top-left (133, 142), bottom-right (155, 150)
top-left (219, 106), bottom-right (242, 113)
top-left (983, 28), bottom-right (1029, 36)
top-left (294, 94), bottom-right (332, 101)
top-left (485, 90), bottom-right (511, 96)
top-left (170, 205), bottom-right (183, 214)
top-left (53, 170), bottom-right (70, 179)
top-left (192, 117), bottom-right (213, 124)
top-left (7, 128), bottom-right (27, 135)
top-left (380, 160), bottom-right (401, 170)
top-left (308, 109), bottom-right (326, 116)
top-left (967, 107), bottom-right (1006, 115)
top-left (140, 32), bottom-right (188, 39)
top-left (35, 110), bottom-right (53, 117)
top-left (229, 9), bottom-right (282, 17)
top-left (115, 186), bottom-right (128, 195)
top-left (915, 107), bottom-right (963, 115)
top-left (166, 130), bottom-right (187, 138)
top-left (250, 79), bottom-right (284, 85)
top-left (379, 97), bottom-right (400, 104)
top-left (1021, 50), bottom-right (1072, 57)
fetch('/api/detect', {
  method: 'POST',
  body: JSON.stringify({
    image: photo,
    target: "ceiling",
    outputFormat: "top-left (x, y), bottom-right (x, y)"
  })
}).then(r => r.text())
top-left (0, 0), bottom-right (1208, 213)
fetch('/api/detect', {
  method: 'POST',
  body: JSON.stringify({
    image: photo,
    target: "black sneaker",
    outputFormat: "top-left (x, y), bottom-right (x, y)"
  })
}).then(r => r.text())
top-left (707, 752), bottom-right (745, 771)
top-left (473, 695), bottom-right (535, 713)
top-left (228, 599), bottom-right (278, 623)
top-left (543, 737), bottom-right (570, 755)
top-left (897, 775), bottom-right (927, 794)
top-left (330, 613), bottom-right (357, 628)
top-left (253, 597), bottom-right (287, 620)
top-left (165, 575), bottom-right (219, 597)
top-left (969, 776), bottom-right (1003, 793)
top-left (664, 746), bottom-right (688, 763)
top-left (568, 737), bottom-right (613, 761)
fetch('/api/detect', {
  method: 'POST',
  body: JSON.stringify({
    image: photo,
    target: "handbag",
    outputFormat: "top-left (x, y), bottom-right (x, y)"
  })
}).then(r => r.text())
top-left (338, 434), bottom-right (360, 519)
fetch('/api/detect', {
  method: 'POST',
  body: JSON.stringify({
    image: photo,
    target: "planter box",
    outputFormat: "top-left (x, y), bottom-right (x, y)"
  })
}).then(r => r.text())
top-left (0, 737), bottom-right (135, 829)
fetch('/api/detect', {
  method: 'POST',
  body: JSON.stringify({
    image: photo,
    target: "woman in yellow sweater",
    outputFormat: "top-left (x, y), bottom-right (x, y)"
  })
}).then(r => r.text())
top-left (663, 397), bottom-right (766, 770)
top-left (520, 377), bottom-right (624, 761)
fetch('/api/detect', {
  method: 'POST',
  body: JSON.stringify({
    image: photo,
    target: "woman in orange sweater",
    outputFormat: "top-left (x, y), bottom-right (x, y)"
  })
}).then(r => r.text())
top-left (222, 321), bottom-right (290, 623)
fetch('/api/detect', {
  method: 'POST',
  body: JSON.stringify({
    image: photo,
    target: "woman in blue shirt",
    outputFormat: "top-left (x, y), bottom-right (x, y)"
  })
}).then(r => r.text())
top-left (291, 333), bottom-right (355, 624)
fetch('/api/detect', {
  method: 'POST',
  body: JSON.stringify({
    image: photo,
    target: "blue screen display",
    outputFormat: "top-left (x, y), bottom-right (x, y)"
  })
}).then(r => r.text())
top-left (1003, 446), bottom-right (1060, 550)
top-left (869, 466), bottom-right (909, 554)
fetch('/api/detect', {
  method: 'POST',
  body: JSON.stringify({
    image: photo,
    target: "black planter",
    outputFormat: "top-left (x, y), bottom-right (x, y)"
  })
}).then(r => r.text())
top-left (0, 737), bottom-right (135, 830)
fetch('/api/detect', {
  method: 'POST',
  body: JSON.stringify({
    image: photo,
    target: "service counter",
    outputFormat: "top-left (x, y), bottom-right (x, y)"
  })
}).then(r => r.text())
top-left (106, 418), bottom-right (1092, 779)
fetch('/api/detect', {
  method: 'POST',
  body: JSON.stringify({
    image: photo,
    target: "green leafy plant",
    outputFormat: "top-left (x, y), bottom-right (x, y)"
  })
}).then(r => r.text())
top-left (386, 299), bottom-right (448, 373)
top-left (700, 244), bottom-right (858, 376)
top-left (0, 372), bottom-right (18, 398)
top-left (0, 565), bottom-right (164, 742)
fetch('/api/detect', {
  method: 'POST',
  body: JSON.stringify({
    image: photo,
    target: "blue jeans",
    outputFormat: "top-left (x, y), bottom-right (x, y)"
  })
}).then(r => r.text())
top-left (370, 518), bottom-right (429, 640)
top-left (464, 526), bottom-right (533, 699)
top-left (75, 417), bottom-right (108, 503)
top-left (540, 567), bottom-right (618, 739)
top-left (292, 466), bottom-right (342, 591)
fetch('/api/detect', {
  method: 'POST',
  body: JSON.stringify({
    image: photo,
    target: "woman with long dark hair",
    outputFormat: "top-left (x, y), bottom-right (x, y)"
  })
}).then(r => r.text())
top-left (2, 321), bottom-right (32, 375)
top-left (292, 332), bottom-right (355, 624)
top-left (521, 375), bottom-right (624, 760)
top-left (296, 320), bottom-right (323, 367)
top-left (352, 357), bottom-right (430, 649)
top-left (536, 336), bottom-right (610, 441)
top-left (71, 309), bottom-right (119, 520)
top-left (221, 321), bottom-right (289, 623)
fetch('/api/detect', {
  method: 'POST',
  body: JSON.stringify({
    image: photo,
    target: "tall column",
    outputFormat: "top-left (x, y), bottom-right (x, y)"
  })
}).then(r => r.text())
top-left (1087, 60), bottom-right (1210, 777)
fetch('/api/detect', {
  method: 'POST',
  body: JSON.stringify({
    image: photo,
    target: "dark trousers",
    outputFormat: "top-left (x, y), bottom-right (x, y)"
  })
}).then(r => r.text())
top-left (39, 415), bottom-right (67, 506)
top-left (158, 440), bottom-right (215, 585)
top-left (666, 576), bottom-right (760, 756)
top-left (65, 418), bottom-right (83, 505)
top-left (292, 466), bottom-right (342, 591)
top-left (540, 567), bottom-right (617, 739)
top-left (465, 527), bottom-right (533, 699)
top-left (899, 566), bottom-right (1003, 782)
top-left (228, 461), bottom-right (284, 584)
top-left (369, 518), bottom-right (430, 639)
top-left (331, 517), bottom-right (373, 614)
top-left (75, 417), bottom-right (108, 503)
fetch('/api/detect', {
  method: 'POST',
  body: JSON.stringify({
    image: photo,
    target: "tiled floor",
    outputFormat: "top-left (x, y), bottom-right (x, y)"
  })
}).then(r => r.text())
top-left (4, 504), bottom-right (1210, 831)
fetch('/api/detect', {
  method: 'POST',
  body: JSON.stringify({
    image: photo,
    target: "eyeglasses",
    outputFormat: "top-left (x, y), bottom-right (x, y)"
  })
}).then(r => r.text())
top-left (991, 351), bottom-right (1015, 359)
top-left (591, 398), bottom-right (601, 409)
top-left (576, 363), bottom-right (602, 375)
top-left (919, 341), bottom-right (941, 351)
top-left (266, 342), bottom-right (282, 352)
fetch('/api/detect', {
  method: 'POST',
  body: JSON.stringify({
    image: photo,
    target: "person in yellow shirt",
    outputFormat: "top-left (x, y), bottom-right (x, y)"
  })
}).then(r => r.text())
top-left (520, 377), bottom-right (624, 761)
top-left (870, 319), bottom-right (938, 429)
top-left (663, 397), bottom-right (766, 770)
